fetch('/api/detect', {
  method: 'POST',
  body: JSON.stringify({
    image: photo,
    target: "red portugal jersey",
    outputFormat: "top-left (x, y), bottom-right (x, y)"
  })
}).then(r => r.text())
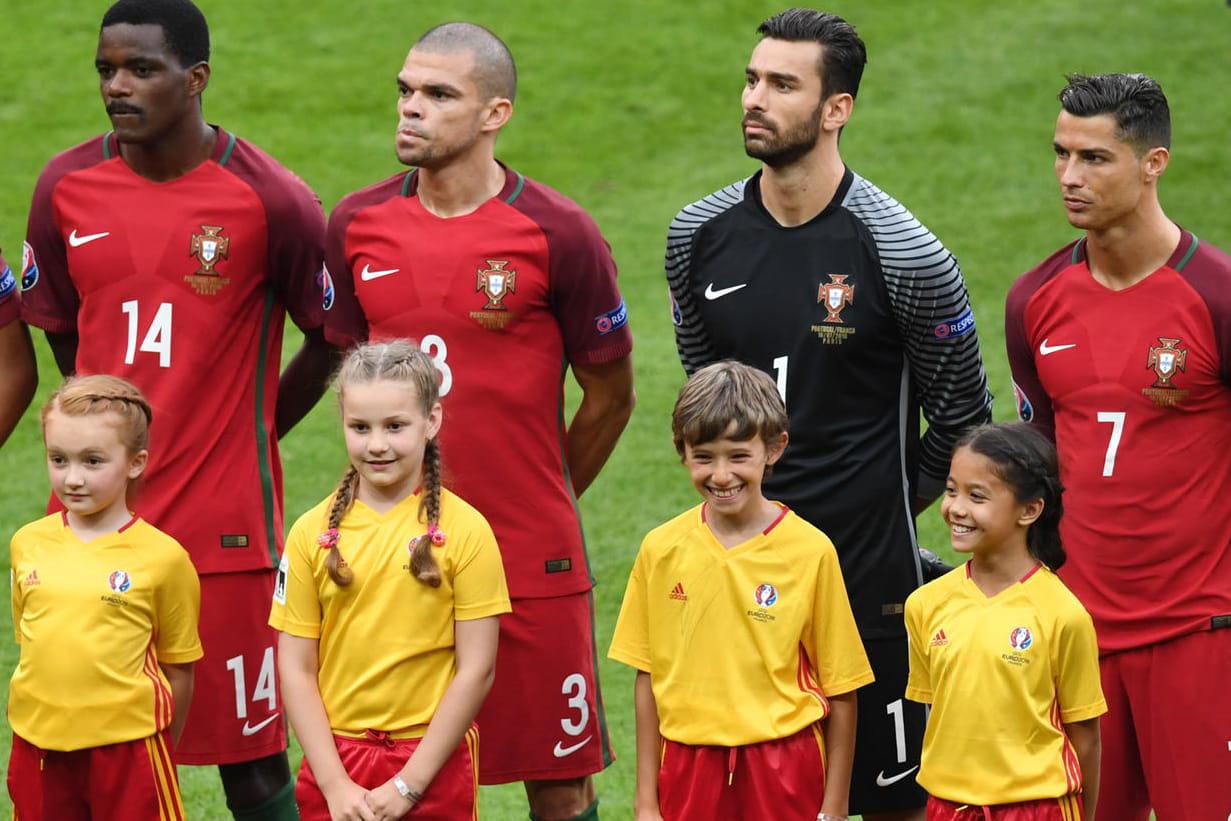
top-left (21, 129), bottom-right (329, 574)
top-left (1006, 230), bottom-right (1231, 651)
top-left (0, 249), bottom-right (18, 326)
top-left (325, 166), bottom-right (632, 599)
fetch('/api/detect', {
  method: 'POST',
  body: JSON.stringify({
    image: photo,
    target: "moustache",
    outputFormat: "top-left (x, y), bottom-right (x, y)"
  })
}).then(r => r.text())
top-left (107, 103), bottom-right (142, 116)
top-left (742, 113), bottom-right (773, 130)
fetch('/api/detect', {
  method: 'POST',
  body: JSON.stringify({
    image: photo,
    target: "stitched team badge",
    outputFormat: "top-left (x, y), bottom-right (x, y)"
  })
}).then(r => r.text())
top-left (1143, 336), bottom-right (1189, 408)
top-left (818, 274), bottom-right (854, 323)
top-left (476, 259), bottom-right (516, 310)
top-left (186, 225), bottom-right (231, 295)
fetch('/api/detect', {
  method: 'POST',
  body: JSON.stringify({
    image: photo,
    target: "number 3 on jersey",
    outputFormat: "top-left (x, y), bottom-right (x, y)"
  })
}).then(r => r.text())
top-left (419, 334), bottom-right (453, 396)
top-left (121, 300), bottom-right (173, 368)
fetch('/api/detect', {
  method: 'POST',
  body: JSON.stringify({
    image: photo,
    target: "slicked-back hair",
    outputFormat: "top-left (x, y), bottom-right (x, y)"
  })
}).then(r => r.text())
top-left (322, 340), bottom-right (445, 588)
top-left (101, 0), bottom-right (210, 66)
top-left (672, 360), bottom-right (788, 463)
top-left (757, 7), bottom-right (867, 100)
top-left (42, 374), bottom-right (153, 455)
top-left (1060, 73), bottom-right (1171, 155)
top-left (414, 21), bottom-right (517, 103)
top-left (955, 422), bottom-right (1066, 571)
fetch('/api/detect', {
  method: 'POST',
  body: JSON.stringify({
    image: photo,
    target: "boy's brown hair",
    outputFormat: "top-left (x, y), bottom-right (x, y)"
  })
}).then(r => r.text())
top-left (671, 360), bottom-right (789, 456)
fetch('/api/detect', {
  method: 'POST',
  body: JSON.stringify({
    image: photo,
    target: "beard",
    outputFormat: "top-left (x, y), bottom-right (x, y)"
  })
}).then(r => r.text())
top-left (743, 101), bottom-right (823, 168)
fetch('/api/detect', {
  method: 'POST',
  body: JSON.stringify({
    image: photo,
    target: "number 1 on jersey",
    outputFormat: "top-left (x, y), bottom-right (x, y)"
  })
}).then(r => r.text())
top-left (121, 300), bottom-right (173, 368)
top-left (772, 355), bottom-right (788, 404)
top-left (1096, 411), bottom-right (1125, 477)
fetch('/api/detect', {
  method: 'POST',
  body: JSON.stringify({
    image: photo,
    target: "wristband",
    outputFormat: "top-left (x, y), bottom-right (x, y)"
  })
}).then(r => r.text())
top-left (817, 815), bottom-right (848, 821)
top-left (392, 775), bottom-right (422, 804)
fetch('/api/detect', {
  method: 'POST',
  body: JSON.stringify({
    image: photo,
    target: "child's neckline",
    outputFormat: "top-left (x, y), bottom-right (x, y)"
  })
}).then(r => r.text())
top-left (701, 501), bottom-right (789, 550)
top-left (62, 509), bottom-right (139, 543)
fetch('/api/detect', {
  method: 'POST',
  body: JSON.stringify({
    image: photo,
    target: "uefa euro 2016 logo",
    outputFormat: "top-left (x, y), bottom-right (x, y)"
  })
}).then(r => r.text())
top-left (753, 583), bottom-right (778, 608)
top-left (108, 570), bottom-right (132, 594)
top-left (1008, 627), bottom-right (1033, 651)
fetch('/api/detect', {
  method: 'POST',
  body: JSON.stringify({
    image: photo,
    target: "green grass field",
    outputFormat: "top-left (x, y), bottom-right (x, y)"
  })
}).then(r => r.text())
top-left (0, 1), bottom-right (1226, 817)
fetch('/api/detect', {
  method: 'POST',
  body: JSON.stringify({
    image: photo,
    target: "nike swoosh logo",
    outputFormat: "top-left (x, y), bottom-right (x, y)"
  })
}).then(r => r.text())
top-left (1039, 338), bottom-right (1077, 356)
top-left (704, 282), bottom-right (748, 300)
top-left (240, 714), bottom-right (279, 737)
top-left (360, 264), bottom-right (400, 282)
top-left (552, 735), bottom-right (592, 758)
top-left (68, 229), bottom-right (110, 247)
top-left (875, 765), bottom-right (919, 787)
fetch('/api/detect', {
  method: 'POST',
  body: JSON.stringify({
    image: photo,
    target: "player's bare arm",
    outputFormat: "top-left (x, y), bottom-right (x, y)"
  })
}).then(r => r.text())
top-left (275, 326), bottom-right (343, 439)
top-left (632, 671), bottom-right (665, 821)
top-left (159, 661), bottom-right (196, 746)
top-left (0, 321), bottom-right (37, 446)
top-left (45, 329), bottom-right (79, 377)
top-left (566, 355), bottom-right (635, 498)
top-left (1065, 717), bottom-right (1100, 818)
top-left (820, 690), bottom-right (857, 818)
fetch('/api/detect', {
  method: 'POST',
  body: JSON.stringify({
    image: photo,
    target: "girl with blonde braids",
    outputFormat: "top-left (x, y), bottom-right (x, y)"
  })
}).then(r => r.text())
top-left (8, 375), bottom-right (201, 820)
top-left (271, 340), bottom-right (510, 821)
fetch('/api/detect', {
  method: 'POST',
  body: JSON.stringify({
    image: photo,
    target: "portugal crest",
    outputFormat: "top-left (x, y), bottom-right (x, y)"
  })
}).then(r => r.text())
top-left (186, 225), bottom-right (232, 295)
top-left (476, 259), bottom-right (516, 310)
top-left (1143, 336), bottom-right (1189, 407)
top-left (818, 274), bottom-right (854, 323)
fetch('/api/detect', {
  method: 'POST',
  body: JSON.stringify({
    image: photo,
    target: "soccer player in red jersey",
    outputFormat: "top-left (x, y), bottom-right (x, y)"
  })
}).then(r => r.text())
top-left (0, 247), bottom-right (37, 447)
top-left (19, 1), bottom-right (337, 818)
top-left (325, 22), bottom-right (635, 821)
top-left (1006, 73), bottom-right (1231, 820)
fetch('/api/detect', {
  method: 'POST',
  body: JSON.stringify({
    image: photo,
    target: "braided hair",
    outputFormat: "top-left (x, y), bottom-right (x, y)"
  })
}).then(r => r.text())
top-left (42, 374), bottom-right (153, 454)
top-left (956, 422), bottom-right (1066, 570)
top-left (322, 340), bottom-right (444, 588)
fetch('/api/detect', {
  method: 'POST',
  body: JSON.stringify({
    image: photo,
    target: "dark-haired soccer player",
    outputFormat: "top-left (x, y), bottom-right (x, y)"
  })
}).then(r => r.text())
top-left (1007, 72), bottom-right (1231, 821)
top-left (20, 1), bottom-right (337, 818)
top-left (324, 21), bottom-right (634, 821)
top-left (0, 247), bottom-right (37, 447)
top-left (665, 9), bottom-right (993, 820)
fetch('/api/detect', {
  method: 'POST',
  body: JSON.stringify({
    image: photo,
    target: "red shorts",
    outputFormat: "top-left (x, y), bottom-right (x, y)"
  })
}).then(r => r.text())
top-left (295, 728), bottom-right (478, 821)
top-left (926, 794), bottom-right (1085, 820)
top-left (175, 570), bottom-right (288, 764)
top-left (8, 731), bottom-right (185, 820)
top-left (1095, 627), bottom-right (1231, 821)
top-left (656, 724), bottom-right (825, 820)
top-left (474, 591), bottom-right (613, 783)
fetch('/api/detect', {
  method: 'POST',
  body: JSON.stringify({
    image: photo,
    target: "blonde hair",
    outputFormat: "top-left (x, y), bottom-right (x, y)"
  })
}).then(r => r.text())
top-left (41, 374), bottom-right (153, 453)
top-left (672, 361), bottom-right (788, 456)
top-left (322, 340), bottom-right (444, 588)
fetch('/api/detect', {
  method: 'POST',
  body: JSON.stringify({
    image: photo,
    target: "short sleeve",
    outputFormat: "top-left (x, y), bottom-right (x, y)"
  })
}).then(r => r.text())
top-left (904, 590), bottom-right (932, 704)
top-left (807, 542), bottom-right (875, 697)
top-left (1054, 607), bottom-right (1107, 724)
top-left (449, 510), bottom-right (511, 622)
top-left (269, 514), bottom-right (325, 638)
top-left (607, 542), bottom-right (653, 673)
top-left (153, 545), bottom-right (204, 664)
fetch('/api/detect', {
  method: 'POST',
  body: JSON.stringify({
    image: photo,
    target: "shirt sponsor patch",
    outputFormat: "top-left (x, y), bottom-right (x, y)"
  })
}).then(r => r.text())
top-left (594, 299), bottom-right (628, 336)
top-left (221, 534), bottom-right (250, 548)
top-left (317, 265), bottom-right (335, 311)
top-left (0, 263), bottom-right (15, 299)
top-left (273, 554), bottom-right (288, 605)
top-left (1012, 380), bottom-right (1034, 422)
top-left (932, 306), bottom-right (976, 339)
top-left (545, 558), bottom-right (572, 574)
top-left (20, 242), bottom-right (38, 291)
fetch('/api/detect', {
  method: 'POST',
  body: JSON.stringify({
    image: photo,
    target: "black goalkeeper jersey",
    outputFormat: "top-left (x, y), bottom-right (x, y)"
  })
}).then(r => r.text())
top-left (666, 168), bottom-right (993, 638)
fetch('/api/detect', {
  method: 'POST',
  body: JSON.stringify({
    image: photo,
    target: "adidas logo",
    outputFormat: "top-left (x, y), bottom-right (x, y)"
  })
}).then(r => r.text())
top-left (930, 629), bottom-right (948, 647)
top-left (669, 582), bottom-right (688, 601)
top-left (23, 569), bottom-right (40, 587)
